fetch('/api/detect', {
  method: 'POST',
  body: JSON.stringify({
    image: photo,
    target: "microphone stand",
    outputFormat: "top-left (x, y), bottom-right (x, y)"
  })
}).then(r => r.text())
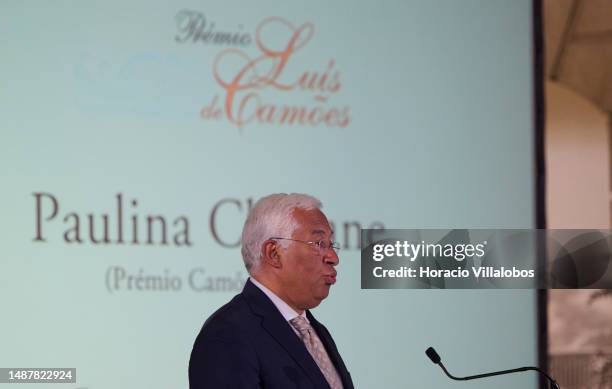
top-left (426, 347), bottom-right (560, 389)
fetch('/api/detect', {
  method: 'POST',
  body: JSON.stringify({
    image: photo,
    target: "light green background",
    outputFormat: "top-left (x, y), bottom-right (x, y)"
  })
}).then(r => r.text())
top-left (1, 1), bottom-right (538, 388)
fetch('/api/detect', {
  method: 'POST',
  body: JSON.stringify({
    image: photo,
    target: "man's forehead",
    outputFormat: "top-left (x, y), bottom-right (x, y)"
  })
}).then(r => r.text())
top-left (291, 208), bottom-right (333, 234)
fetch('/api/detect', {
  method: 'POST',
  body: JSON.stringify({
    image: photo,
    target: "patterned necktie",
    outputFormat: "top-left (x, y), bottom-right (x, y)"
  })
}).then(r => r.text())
top-left (290, 316), bottom-right (344, 389)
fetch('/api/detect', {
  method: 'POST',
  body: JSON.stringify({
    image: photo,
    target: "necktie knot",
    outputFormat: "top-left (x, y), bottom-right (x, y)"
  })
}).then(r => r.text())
top-left (290, 316), bottom-right (311, 335)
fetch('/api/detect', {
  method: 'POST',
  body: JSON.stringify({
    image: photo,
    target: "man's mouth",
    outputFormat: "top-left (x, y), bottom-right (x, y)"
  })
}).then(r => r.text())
top-left (323, 273), bottom-right (337, 285)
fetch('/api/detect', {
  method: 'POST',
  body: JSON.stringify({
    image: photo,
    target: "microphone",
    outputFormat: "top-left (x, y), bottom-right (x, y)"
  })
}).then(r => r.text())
top-left (425, 347), bottom-right (560, 389)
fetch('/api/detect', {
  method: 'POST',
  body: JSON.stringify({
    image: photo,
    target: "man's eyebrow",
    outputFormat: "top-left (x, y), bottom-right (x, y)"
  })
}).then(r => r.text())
top-left (312, 229), bottom-right (334, 237)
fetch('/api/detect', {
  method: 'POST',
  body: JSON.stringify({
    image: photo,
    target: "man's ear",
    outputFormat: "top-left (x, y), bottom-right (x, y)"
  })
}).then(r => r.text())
top-left (261, 239), bottom-right (282, 269)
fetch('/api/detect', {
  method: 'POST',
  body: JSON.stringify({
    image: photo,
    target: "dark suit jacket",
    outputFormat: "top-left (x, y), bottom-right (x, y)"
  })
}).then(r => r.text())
top-left (189, 279), bottom-right (354, 389)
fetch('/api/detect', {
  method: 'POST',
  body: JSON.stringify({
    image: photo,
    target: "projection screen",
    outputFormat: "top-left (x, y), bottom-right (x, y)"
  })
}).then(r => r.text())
top-left (1, 0), bottom-right (539, 388)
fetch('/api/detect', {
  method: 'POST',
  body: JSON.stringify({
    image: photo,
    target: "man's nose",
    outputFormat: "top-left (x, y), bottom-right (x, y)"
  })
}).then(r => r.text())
top-left (323, 247), bottom-right (339, 266)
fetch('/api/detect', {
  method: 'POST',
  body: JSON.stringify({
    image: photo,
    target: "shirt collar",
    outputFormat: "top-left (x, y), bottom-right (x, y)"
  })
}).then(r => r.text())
top-left (249, 277), bottom-right (308, 323)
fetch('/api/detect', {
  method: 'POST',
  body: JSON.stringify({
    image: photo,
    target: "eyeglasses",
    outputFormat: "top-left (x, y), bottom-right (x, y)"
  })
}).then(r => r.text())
top-left (269, 237), bottom-right (341, 253)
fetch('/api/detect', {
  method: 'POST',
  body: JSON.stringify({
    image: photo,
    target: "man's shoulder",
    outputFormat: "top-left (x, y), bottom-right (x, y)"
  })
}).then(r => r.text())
top-left (188, 291), bottom-right (263, 388)
top-left (195, 292), bottom-right (259, 342)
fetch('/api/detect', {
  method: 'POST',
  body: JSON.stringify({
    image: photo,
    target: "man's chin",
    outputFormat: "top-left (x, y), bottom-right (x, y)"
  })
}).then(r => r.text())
top-left (316, 288), bottom-right (331, 301)
top-left (304, 294), bottom-right (328, 310)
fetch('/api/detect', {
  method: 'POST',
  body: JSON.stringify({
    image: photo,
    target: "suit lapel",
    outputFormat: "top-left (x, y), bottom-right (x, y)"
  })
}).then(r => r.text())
top-left (307, 311), bottom-right (354, 389)
top-left (242, 279), bottom-right (331, 389)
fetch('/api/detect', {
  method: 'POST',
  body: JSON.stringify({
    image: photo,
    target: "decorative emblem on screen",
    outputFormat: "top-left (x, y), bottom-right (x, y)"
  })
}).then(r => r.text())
top-left (176, 11), bottom-right (351, 132)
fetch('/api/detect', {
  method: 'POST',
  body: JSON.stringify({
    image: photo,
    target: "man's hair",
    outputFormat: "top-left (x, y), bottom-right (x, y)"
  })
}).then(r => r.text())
top-left (241, 193), bottom-right (322, 273)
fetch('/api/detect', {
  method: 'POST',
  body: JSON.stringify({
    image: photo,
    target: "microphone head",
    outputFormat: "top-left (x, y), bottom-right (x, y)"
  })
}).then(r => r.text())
top-left (425, 347), bottom-right (441, 364)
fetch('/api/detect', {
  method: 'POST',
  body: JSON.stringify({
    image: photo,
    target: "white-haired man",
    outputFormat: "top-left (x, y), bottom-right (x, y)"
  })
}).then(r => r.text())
top-left (189, 193), bottom-right (354, 389)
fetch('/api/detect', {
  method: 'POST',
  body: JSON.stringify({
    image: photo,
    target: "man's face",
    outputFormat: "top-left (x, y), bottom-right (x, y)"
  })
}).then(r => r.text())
top-left (278, 207), bottom-right (339, 311)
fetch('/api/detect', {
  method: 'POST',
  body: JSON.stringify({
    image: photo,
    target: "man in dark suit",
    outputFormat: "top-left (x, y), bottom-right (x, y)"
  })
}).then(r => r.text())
top-left (189, 193), bottom-right (354, 389)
